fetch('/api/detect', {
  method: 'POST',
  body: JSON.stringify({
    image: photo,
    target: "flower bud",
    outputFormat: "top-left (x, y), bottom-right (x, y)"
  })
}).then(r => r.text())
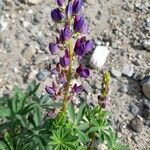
top-left (51, 8), bottom-right (64, 22)
top-left (45, 84), bottom-right (56, 97)
top-left (56, 0), bottom-right (64, 7)
top-left (66, 2), bottom-right (73, 18)
top-left (74, 37), bottom-right (93, 56)
top-left (60, 52), bottom-right (70, 68)
top-left (72, 83), bottom-right (82, 94)
top-left (73, 0), bottom-right (83, 14)
top-left (49, 43), bottom-right (60, 55)
top-left (59, 25), bottom-right (72, 42)
top-left (74, 15), bottom-right (85, 33)
top-left (76, 64), bottom-right (90, 78)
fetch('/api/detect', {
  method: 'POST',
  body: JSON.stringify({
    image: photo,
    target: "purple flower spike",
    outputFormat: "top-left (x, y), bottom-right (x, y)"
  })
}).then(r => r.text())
top-left (45, 83), bottom-right (56, 96)
top-left (74, 15), bottom-right (85, 33)
top-left (73, 0), bottom-right (83, 14)
top-left (60, 25), bottom-right (72, 42)
top-left (72, 83), bottom-right (82, 94)
top-left (49, 42), bottom-right (60, 55)
top-left (51, 8), bottom-right (64, 22)
top-left (56, 0), bottom-right (64, 7)
top-left (66, 2), bottom-right (73, 18)
top-left (60, 50), bottom-right (70, 67)
top-left (76, 64), bottom-right (90, 78)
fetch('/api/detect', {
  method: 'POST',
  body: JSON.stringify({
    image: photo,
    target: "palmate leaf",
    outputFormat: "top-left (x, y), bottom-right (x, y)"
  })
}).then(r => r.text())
top-left (50, 127), bottom-right (78, 150)
top-left (0, 141), bottom-right (7, 150)
top-left (76, 103), bottom-right (86, 125)
top-left (27, 80), bottom-right (40, 97)
top-left (68, 103), bottom-right (75, 124)
top-left (0, 106), bottom-right (11, 118)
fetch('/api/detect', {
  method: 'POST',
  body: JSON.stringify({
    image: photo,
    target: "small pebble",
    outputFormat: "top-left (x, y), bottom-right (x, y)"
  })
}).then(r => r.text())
top-left (36, 69), bottom-right (49, 81)
top-left (119, 84), bottom-right (128, 93)
top-left (122, 64), bottom-right (134, 77)
top-left (110, 68), bottom-right (121, 78)
top-left (129, 104), bottom-right (140, 114)
top-left (142, 40), bottom-right (150, 51)
top-left (129, 116), bottom-right (143, 133)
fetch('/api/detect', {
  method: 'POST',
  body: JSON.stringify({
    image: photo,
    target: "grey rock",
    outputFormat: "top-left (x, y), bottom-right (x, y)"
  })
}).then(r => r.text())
top-left (122, 64), bottom-right (134, 77)
top-left (34, 54), bottom-right (49, 65)
top-left (3, 39), bottom-right (12, 52)
top-left (110, 68), bottom-right (121, 78)
top-left (82, 81), bottom-right (92, 94)
top-left (119, 84), bottom-right (128, 93)
top-left (36, 69), bottom-right (49, 81)
top-left (142, 108), bottom-right (150, 120)
top-left (22, 45), bottom-right (36, 61)
top-left (85, 0), bottom-right (96, 5)
top-left (21, 0), bottom-right (42, 5)
top-left (143, 99), bottom-right (150, 109)
top-left (144, 120), bottom-right (150, 126)
top-left (140, 76), bottom-right (150, 85)
top-left (129, 104), bottom-right (140, 114)
top-left (142, 40), bottom-right (150, 51)
top-left (142, 79), bottom-right (150, 99)
top-left (129, 117), bottom-right (143, 133)
top-left (145, 18), bottom-right (150, 27)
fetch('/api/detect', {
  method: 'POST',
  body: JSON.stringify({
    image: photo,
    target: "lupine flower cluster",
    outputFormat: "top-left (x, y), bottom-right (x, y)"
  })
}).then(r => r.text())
top-left (46, 0), bottom-right (93, 112)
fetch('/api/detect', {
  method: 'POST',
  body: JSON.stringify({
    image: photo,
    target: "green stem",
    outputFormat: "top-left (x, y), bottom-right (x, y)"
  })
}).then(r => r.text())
top-left (88, 133), bottom-right (96, 150)
top-left (62, 40), bottom-right (73, 113)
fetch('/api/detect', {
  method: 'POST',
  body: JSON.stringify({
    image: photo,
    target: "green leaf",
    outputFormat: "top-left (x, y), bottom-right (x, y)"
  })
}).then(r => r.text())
top-left (4, 132), bottom-right (14, 150)
top-left (33, 106), bottom-right (41, 127)
top-left (77, 130), bottom-right (89, 144)
top-left (68, 103), bottom-right (75, 124)
top-left (12, 93), bottom-right (18, 114)
top-left (78, 122), bottom-right (89, 130)
top-left (0, 141), bottom-right (7, 150)
top-left (76, 103), bottom-right (86, 125)
top-left (0, 106), bottom-right (11, 118)
top-left (27, 81), bottom-right (40, 97)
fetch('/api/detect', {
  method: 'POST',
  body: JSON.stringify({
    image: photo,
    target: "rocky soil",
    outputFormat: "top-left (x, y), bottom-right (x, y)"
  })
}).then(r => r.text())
top-left (0, 0), bottom-right (150, 149)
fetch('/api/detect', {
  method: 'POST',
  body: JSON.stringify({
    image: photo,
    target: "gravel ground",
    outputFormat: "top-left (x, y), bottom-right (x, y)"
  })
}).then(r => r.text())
top-left (0, 0), bottom-right (150, 149)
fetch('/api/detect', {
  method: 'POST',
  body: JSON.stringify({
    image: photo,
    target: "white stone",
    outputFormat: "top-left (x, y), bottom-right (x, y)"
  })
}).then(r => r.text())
top-left (0, 18), bottom-right (8, 32)
top-left (142, 40), bottom-right (150, 51)
top-left (22, 21), bottom-right (30, 28)
top-left (142, 80), bottom-right (150, 99)
top-left (28, 0), bottom-right (42, 5)
top-left (90, 46), bottom-right (109, 69)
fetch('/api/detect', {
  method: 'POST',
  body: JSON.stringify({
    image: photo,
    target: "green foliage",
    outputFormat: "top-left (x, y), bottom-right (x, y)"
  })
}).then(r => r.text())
top-left (0, 81), bottom-right (130, 150)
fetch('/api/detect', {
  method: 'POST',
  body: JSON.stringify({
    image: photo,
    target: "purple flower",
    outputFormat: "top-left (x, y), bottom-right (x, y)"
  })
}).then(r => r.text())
top-left (51, 68), bottom-right (59, 76)
top-left (74, 15), bottom-right (87, 33)
top-left (74, 37), bottom-right (93, 56)
top-left (49, 42), bottom-right (60, 55)
top-left (56, 0), bottom-right (64, 7)
top-left (60, 49), bottom-right (70, 67)
top-left (59, 75), bottom-right (66, 84)
top-left (72, 83), bottom-right (82, 93)
top-left (73, 0), bottom-right (83, 14)
top-left (51, 8), bottom-right (64, 22)
top-left (45, 82), bottom-right (57, 96)
top-left (66, 2), bottom-right (73, 18)
top-left (59, 25), bottom-right (72, 42)
top-left (76, 64), bottom-right (90, 78)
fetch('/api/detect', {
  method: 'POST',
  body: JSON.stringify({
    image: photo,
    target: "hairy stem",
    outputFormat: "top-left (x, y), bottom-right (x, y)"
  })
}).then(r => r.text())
top-left (88, 133), bottom-right (96, 150)
top-left (62, 40), bottom-right (73, 113)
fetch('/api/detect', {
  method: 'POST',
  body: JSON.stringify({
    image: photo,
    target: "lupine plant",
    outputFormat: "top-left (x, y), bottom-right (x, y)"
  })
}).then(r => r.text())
top-left (0, 0), bottom-right (130, 150)
top-left (46, 0), bottom-right (93, 115)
